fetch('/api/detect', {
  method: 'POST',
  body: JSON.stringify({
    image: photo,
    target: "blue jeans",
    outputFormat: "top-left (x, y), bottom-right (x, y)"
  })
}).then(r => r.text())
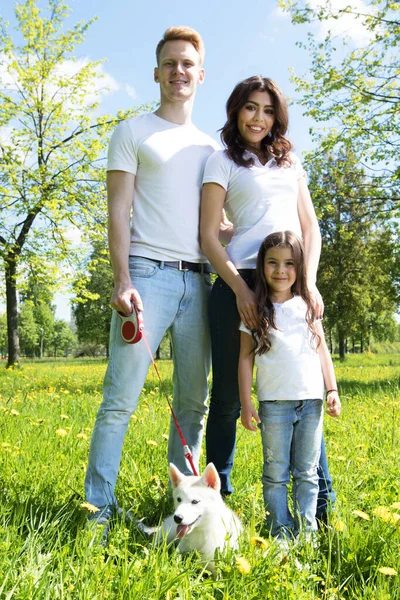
top-left (85, 257), bottom-right (211, 508)
top-left (206, 275), bottom-right (335, 513)
top-left (259, 400), bottom-right (323, 538)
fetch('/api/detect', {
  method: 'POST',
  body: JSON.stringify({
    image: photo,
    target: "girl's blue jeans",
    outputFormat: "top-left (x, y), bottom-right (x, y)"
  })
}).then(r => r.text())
top-left (206, 275), bottom-right (335, 517)
top-left (85, 257), bottom-right (212, 509)
top-left (259, 399), bottom-right (323, 537)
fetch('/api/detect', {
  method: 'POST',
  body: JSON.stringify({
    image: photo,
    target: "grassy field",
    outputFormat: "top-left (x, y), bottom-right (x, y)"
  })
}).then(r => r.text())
top-left (0, 353), bottom-right (399, 599)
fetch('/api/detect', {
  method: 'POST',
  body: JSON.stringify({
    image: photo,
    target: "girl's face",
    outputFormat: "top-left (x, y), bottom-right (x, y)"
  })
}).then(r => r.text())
top-left (237, 90), bottom-right (275, 150)
top-left (264, 246), bottom-right (296, 302)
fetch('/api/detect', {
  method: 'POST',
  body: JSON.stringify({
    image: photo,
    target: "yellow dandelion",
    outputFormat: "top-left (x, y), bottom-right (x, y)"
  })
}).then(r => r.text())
top-left (236, 556), bottom-right (251, 574)
top-left (373, 506), bottom-right (395, 523)
top-left (1, 442), bottom-right (11, 448)
top-left (130, 414), bottom-right (138, 421)
top-left (336, 456), bottom-right (346, 461)
top-left (378, 567), bottom-right (397, 576)
top-left (332, 519), bottom-right (345, 532)
top-left (250, 536), bottom-right (269, 549)
top-left (80, 502), bottom-right (100, 514)
top-left (162, 434), bottom-right (169, 441)
top-left (60, 414), bottom-right (69, 420)
top-left (55, 428), bottom-right (68, 437)
top-left (146, 440), bottom-right (158, 446)
top-left (76, 433), bottom-right (88, 440)
top-left (391, 502), bottom-right (400, 510)
top-left (352, 509), bottom-right (370, 521)
top-left (10, 409), bottom-right (20, 416)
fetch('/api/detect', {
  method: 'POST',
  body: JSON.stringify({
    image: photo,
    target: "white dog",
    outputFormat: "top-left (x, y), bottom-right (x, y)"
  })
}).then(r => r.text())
top-left (140, 462), bottom-right (242, 573)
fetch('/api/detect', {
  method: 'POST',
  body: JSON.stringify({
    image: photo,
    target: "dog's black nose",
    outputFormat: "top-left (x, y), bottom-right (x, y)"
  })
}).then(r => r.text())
top-left (174, 514), bottom-right (183, 524)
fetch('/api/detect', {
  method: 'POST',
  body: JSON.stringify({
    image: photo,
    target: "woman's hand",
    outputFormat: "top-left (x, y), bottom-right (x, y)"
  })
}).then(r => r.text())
top-left (236, 284), bottom-right (258, 330)
top-left (308, 283), bottom-right (324, 320)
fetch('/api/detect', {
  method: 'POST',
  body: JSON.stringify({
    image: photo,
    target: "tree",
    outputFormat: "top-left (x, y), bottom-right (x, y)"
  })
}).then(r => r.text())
top-left (280, 0), bottom-right (399, 212)
top-left (0, 0), bottom-right (141, 366)
top-left (73, 240), bottom-right (113, 356)
top-left (52, 319), bottom-right (76, 356)
top-left (19, 302), bottom-right (39, 357)
top-left (307, 149), bottom-right (398, 357)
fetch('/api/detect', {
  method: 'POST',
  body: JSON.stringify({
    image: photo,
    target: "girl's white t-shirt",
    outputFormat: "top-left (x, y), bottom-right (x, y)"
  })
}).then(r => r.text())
top-left (203, 150), bottom-right (304, 268)
top-left (240, 296), bottom-right (324, 401)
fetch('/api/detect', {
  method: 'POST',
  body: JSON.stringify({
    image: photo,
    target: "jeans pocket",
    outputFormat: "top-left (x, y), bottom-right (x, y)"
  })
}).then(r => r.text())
top-left (128, 257), bottom-right (159, 278)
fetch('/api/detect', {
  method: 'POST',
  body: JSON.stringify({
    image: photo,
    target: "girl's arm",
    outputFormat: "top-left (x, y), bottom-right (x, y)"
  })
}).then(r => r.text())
top-left (315, 321), bottom-right (341, 418)
top-left (297, 177), bottom-right (324, 319)
top-left (238, 331), bottom-right (260, 431)
top-left (200, 182), bottom-right (257, 329)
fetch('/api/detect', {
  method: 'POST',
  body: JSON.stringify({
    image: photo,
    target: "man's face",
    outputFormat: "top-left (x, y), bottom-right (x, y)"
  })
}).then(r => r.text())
top-left (154, 40), bottom-right (204, 104)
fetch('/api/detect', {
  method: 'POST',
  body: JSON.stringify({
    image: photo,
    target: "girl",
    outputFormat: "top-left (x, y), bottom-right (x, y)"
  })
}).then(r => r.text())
top-left (238, 231), bottom-right (341, 540)
top-left (200, 76), bottom-right (333, 518)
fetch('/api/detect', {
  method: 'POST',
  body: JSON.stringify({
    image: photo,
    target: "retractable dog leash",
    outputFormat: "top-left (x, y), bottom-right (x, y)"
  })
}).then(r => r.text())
top-left (116, 304), bottom-right (198, 477)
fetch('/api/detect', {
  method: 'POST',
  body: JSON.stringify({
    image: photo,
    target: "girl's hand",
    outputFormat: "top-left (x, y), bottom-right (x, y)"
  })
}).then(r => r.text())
top-left (241, 403), bottom-right (261, 431)
top-left (236, 286), bottom-right (258, 330)
top-left (326, 391), bottom-right (341, 417)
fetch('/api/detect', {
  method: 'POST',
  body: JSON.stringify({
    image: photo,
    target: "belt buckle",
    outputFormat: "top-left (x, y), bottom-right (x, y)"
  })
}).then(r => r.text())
top-left (178, 260), bottom-right (190, 272)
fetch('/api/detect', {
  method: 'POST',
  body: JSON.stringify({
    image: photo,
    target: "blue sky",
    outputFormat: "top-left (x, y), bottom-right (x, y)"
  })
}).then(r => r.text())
top-left (1, 0), bottom-right (360, 320)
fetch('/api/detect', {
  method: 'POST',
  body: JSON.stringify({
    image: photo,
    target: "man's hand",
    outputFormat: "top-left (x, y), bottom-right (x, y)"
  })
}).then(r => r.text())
top-left (241, 402), bottom-right (261, 431)
top-left (110, 281), bottom-right (143, 316)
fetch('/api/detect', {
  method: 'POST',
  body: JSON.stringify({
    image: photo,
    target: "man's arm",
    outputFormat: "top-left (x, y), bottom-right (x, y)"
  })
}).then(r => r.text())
top-left (107, 170), bottom-right (143, 314)
top-left (297, 176), bottom-right (324, 318)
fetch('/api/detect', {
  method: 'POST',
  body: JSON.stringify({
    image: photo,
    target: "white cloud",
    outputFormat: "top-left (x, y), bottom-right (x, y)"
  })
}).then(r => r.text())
top-left (308, 0), bottom-right (377, 45)
top-left (125, 84), bottom-right (137, 100)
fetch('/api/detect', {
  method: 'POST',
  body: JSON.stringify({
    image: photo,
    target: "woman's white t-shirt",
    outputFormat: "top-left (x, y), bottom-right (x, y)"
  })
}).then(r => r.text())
top-left (203, 150), bottom-right (305, 268)
top-left (239, 296), bottom-right (324, 401)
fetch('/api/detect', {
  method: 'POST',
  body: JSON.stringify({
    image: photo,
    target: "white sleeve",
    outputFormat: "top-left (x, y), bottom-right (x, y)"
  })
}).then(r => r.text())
top-left (239, 320), bottom-right (252, 335)
top-left (202, 150), bottom-right (231, 191)
top-left (107, 119), bottom-right (138, 174)
top-left (291, 153), bottom-right (306, 181)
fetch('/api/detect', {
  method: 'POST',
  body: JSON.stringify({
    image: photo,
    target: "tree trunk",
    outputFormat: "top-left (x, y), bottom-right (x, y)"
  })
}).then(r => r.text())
top-left (338, 331), bottom-right (346, 360)
top-left (360, 334), bottom-right (364, 353)
top-left (5, 259), bottom-right (20, 367)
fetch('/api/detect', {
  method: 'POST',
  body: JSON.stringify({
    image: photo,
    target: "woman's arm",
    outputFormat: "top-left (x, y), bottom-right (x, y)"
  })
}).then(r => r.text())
top-left (315, 321), bottom-right (341, 417)
top-left (238, 331), bottom-right (260, 431)
top-left (200, 182), bottom-right (257, 329)
top-left (297, 176), bottom-right (324, 319)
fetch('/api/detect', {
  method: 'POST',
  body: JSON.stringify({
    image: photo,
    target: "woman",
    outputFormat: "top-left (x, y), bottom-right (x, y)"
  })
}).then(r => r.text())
top-left (200, 76), bottom-right (334, 520)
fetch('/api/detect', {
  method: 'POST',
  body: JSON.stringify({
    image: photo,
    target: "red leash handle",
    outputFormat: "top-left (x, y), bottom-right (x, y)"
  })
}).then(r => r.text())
top-left (141, 333), bottom-right (198, 477)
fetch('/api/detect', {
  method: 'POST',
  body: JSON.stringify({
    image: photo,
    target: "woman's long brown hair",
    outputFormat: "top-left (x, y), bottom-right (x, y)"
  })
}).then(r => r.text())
top-left (221, 76), bottom-right (292, 168)
top-left (252, 231), bottom-right (320, 355)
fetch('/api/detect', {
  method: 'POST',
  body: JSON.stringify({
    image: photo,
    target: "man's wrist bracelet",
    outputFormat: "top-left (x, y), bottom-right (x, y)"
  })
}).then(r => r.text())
top-left (326, 389), bottom-right (338, 394)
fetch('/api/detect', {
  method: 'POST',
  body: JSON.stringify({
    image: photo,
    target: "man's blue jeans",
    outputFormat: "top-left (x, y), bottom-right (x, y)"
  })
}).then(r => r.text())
top-left (206, 275), bottom-right (335, 515)
top-left (85, 257), bottom-right (211, 509)
top-left (258, 399), bottom-right (323, 538)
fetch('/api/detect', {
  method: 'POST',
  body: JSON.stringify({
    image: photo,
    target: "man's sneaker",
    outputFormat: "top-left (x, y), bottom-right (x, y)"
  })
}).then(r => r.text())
top-left (86, 505), bottom-right (114, 547)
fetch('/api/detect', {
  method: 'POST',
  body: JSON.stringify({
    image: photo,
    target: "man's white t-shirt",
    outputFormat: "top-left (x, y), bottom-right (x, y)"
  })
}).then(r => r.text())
top-left (240, 296), bottom-right (324, 401)
top-left (203, 150), bottom-right (304, 268)
top-left (107, 112), bottom-right (220, 263)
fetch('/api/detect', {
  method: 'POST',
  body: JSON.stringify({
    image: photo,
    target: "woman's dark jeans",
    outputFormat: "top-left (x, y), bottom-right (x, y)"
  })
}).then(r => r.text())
top-left (205, 274), bottom-right (336, 516)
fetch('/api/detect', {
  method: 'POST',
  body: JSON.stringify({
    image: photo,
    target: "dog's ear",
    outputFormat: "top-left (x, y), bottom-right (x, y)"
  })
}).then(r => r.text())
top-left (201, 463), bottom-right (221, 492)
top-left (169, 463), bottom-right (184, 487)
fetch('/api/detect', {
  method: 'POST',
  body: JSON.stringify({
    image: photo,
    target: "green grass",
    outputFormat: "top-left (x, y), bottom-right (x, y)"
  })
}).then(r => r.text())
top-left (0, 354), bottom-right (399, 599)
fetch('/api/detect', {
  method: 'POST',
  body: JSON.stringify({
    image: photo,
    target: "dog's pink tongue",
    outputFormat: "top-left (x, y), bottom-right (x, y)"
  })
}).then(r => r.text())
top-left (176, 524), bottom-right (190, 538)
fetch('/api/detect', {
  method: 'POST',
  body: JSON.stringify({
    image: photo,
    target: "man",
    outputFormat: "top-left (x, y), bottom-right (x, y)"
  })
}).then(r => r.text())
top-left (85, 26), bottom-right (223, 534)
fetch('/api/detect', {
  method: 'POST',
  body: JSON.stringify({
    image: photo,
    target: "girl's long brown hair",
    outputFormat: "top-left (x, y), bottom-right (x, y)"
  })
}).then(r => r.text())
top-left (253, 231), bottom-right (320, 355)
top-left (221, 76), bottom-right (292, 168)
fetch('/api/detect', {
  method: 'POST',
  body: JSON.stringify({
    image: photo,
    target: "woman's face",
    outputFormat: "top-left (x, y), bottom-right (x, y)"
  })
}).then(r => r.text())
top-left (237, 90), bottom-right (275, 150)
